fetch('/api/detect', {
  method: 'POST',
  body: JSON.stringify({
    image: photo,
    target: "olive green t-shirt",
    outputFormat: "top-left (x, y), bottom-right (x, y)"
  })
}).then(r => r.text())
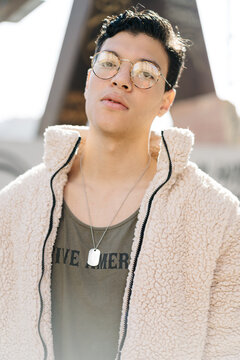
top-left (51, 200), bottom-right (139, 360)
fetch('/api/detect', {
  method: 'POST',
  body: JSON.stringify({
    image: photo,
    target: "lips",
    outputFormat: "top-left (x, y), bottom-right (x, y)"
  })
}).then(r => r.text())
top-left (101, 94), bottom-right (128, 110)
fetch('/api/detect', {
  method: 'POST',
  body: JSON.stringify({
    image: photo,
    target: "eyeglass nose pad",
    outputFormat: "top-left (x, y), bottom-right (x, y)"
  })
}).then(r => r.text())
top-left (120, 59), bottom-right (134, 77)
top-left (111, 60), bottom-right (132, 88)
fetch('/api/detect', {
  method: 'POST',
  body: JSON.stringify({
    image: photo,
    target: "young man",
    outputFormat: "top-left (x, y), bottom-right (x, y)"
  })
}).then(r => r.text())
top-left (0, 9), bottom-right (240, 360)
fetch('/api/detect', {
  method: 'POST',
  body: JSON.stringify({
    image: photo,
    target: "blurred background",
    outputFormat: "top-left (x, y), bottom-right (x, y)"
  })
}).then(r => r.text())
top-left (0, 0), bottom-right (239, 198)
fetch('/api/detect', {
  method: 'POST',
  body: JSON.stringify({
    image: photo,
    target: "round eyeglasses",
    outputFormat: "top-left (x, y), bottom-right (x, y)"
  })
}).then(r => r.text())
top-left (90, 50), bottom-right (172, 90)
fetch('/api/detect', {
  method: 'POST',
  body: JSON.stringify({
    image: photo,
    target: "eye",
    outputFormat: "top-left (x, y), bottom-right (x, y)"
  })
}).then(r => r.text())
top-left (133, 61), bottom-right (158, 81)
top-left (100, 61), bottom-right (117, 68)
top-left (142, 71), bottom-right (154, 80)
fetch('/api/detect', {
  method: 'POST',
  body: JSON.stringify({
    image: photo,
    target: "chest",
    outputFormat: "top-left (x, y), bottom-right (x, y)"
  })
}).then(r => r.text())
top-left (63, 179), bottom-right (146, 227)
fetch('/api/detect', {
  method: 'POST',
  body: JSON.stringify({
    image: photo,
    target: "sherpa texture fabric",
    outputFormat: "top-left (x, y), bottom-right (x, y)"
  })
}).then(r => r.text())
top-left (0, 125), bottom-right (239, 360)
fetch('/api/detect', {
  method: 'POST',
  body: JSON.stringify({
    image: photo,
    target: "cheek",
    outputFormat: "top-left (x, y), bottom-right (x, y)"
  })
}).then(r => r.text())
top-left (85, 95), bottom-right (95, 116)
top-left (84, 80), bottom-right (103, 121)
top-left (150, 89), bottom-right (165, 111)
top-left (84, 88), bottom-right (94, 120)
top-left (85, 75), bottom-right (104, 102)
top-left (85, 79), bottom-right (97, 107)
top-left (137, 92), bottom-right (163, 116)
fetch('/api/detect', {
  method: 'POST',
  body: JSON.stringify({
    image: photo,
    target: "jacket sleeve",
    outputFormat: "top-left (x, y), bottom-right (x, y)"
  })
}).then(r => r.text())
top-left (203, 204), bottom-right (240, 359)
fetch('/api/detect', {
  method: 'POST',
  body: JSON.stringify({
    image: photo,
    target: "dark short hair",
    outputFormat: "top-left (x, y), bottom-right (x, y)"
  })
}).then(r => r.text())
top-left (95, 9), bottom-right (189, 92)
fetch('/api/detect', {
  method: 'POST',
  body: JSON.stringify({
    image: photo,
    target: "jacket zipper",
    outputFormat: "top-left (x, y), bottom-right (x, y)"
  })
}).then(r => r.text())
top-left (37, 136), bottom-right (81, 360)
top-left (116, 131), bottom-right (172, 359)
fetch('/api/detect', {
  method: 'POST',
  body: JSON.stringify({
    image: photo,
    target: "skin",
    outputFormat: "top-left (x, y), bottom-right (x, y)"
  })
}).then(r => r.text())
top-left (64, 31), bottom-right (176, 227)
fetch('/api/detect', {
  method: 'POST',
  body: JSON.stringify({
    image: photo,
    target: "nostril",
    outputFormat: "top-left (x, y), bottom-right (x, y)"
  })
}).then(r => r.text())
top-left (112, 78), bottom-right (131, 91)
top-left (113, 82), bottom-right (129, 90)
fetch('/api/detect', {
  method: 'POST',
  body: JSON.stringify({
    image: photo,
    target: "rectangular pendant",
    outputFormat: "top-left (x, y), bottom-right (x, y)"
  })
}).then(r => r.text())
top-left (87, 248), bottom-right (101, 266)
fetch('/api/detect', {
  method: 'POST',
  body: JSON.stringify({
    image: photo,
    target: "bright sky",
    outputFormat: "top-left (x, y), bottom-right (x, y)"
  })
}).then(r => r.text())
top-left (196, 0), bottom-right (240, 115)
top-left (0, 0), bottom-right (239, 125)
top-left (0, 0), bottom-right (73, 122)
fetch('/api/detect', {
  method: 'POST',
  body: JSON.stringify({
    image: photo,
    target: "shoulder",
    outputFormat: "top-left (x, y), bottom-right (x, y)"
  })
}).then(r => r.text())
top-left (184, 161), bottom-right (239, 207)
top-left (0, 163), bottom-right (49, 208)
top-left (178, 161), bottom-right (239, 235)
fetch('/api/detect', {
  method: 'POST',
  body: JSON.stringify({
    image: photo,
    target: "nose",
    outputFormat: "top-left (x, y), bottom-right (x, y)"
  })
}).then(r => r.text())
top-left (111, 61), bottom-right (132, 91)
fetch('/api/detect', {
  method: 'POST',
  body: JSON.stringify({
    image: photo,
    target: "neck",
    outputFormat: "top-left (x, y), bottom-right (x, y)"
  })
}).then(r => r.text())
top-left (65, 126), bottom-right (158, 227)
top-left (80, 127), bottom-right (153, 185)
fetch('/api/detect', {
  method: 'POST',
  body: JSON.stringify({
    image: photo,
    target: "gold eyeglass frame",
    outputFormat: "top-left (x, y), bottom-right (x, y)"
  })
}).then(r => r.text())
top-left (90, 50), bottom-right (172, 90)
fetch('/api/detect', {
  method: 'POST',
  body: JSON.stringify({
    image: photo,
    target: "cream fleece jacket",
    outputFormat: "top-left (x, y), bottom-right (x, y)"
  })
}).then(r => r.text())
top-left (0, 125), bottom-right (240, 360)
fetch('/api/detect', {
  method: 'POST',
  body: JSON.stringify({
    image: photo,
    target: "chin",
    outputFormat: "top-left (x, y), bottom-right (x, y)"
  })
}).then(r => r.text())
top-left (91, 117), bottom-right (131, 138)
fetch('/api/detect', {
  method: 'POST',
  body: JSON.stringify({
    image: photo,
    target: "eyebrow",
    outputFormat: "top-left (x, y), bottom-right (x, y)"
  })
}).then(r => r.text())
top-left (103, 49), bottom-right (162, 70)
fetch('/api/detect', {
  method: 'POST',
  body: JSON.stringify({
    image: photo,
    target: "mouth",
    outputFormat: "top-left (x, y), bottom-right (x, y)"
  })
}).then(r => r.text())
top-left (101, 95), bottom-right (128, 110)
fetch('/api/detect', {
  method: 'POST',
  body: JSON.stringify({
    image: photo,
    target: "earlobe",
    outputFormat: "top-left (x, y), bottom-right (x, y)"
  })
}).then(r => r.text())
top-left (158, 88), bottom-right (176, 116)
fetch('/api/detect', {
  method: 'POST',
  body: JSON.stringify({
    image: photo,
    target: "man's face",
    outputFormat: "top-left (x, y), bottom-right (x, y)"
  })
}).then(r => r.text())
top-left (85, 31), bottom-right (174, 139)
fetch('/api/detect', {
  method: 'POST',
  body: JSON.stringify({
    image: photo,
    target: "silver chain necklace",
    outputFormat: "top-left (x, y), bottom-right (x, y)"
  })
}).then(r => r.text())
top-left (79, 154), bottom-right (151, 266)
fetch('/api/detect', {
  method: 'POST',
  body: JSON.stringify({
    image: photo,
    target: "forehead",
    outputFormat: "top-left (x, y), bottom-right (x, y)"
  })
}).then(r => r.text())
top-left (100, 31), bottom-right (169, 74)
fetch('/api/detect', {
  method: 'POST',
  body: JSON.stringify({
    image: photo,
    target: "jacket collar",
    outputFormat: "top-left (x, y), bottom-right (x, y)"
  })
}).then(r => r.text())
top-left (43, 125), bottom-right (194, 175)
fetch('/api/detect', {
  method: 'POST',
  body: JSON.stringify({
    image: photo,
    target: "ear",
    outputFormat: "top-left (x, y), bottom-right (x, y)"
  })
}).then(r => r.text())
top-left (84, 68), bottom-right (92, 100)
top-left (158, 88), bottom-right (176, 117)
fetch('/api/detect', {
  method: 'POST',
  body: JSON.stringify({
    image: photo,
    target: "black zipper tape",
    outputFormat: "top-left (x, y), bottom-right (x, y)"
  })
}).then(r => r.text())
top-left (37, 136), bottom-right (81, 360)
top-left (117, 130), bottom-right (172, 358)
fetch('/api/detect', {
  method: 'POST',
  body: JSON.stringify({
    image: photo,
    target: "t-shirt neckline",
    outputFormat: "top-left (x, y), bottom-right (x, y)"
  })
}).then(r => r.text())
top-left (63, 199), bottom-right (139, 231)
